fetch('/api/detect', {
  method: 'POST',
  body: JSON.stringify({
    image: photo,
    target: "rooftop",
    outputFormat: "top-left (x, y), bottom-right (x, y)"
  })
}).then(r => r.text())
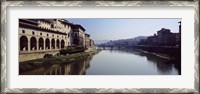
top-left (85, 33), bottom-right (90, 37)
top-left (72, 24), bottom-right (86, 31)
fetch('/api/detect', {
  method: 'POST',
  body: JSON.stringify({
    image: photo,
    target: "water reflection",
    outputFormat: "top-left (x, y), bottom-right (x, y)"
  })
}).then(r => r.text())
top-left (131, 49), bottom-right (180, 75)
top-left (20, 55), bottom-right (93, 75)
top-left (20, 49), bottom-right (180, 75)
top-left (86, 49), bottom-right (179, 75)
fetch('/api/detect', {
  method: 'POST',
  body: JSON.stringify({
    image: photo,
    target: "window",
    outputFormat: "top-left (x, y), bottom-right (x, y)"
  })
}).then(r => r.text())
top-left (40, 33), bottom-right (42, 35)
top-left (52, 34), bottom-right (54, 37)
top-left (75, 33), bottom-right (78, 37)
top-left (47, 34), bottom-right (49, 36)
top-left (57, 35), bottom-right (59, 38)
top-left (51, 24), bottom-right (54, 28)
top-left (22, 30), bottom-right (25, 33)
top-left (32, 31), bottom-right (35, 35)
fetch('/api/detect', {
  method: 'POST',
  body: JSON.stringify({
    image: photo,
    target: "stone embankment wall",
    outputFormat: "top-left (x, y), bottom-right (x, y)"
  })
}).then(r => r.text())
top-left (19, 51), bottom-right (59, 62)
top-left (133, 46), bottom-right (181, 58)
top-left (85, 47), bottom-right (97, 52)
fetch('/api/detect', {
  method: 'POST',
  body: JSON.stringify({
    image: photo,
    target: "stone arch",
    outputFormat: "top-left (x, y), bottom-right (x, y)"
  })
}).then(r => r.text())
top-left (39, 37), bottom-right (44, 50)
top-left (56, 39), bottom-right (60, 49)
top-left (61, 40), bottom-right (65, 48)
top-left (45, 38), bottom-right (50, 49)
top-left (20, 36), bottom-right (28, 51)
top-left (51, 38), bottom-right (55, 49)
top-left (30, 37), bottom-right (37, 50)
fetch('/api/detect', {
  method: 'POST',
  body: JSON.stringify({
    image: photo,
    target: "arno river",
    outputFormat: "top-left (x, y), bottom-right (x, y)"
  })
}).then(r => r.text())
top-left (20, 49), bottom-right (180, 75)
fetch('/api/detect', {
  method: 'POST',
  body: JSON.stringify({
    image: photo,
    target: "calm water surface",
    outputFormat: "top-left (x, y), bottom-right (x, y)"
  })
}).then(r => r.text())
top-left (20, 49), bottom-right (180, 75)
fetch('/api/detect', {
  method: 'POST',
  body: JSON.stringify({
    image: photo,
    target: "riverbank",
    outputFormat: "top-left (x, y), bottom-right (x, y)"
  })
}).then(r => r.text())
top-left (135, 49), bottom-right (175, 60)
top-left (19, 49), bottom-right (101, 72)
top-left (133, 47), bottom-right (181, 74)
top-left (133, 46), bottom-right (181, 58)
top-left (133, 47), bottom-right (180, 62)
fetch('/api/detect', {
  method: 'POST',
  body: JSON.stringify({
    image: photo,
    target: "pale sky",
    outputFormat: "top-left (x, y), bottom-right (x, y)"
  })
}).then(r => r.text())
top-left (67, 18), bottom-right (181, 40)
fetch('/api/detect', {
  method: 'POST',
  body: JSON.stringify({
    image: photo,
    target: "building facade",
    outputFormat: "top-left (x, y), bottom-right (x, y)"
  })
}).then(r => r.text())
top-left (19, 19), bottom-right (95, 62)
top-left (71, 24), bottom-right (86, 47)
top-left (138, 23), bottom-right (181, 47)
top-left (19, 19), bottom-right (72, 52)
top-left (147, 34), bottom-right (158, 46)
top-left (90, 39), bottom-right (95, 47)
top-left (157, 28), bottom-right (176, 46)
top-left (85, 33), bottom-right (91, 48)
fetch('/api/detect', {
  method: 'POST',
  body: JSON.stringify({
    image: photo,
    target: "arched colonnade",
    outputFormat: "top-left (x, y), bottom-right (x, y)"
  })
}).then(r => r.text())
top-left (19, 35), bottom-right (66, 52)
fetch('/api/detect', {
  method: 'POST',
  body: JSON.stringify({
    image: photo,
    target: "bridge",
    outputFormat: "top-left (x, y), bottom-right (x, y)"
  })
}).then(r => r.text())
top-left (97, 45), bottom-right (128, 50)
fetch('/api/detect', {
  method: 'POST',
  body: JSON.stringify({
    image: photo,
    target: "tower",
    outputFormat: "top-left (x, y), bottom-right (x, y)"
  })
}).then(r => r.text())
top-left (178, 21), bottom-right (181, 34)
top-left (178, 21), bottom-right (181, 46)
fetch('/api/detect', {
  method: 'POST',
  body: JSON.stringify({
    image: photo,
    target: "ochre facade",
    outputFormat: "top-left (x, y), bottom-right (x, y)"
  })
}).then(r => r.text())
top-left (19, 19), bottom-right (95, 62)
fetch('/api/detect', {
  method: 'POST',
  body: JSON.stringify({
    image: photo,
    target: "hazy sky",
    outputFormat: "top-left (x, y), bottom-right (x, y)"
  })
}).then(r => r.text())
top-left (67, 19), bottom-right (181, 40)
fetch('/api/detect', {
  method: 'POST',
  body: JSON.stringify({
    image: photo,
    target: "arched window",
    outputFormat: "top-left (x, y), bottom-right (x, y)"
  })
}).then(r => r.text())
top-left (45, 38), bottom-right (50, 49)
top-left (56, 39), bottom-right (60, 49)
top-left (20, 36), bottom-right (28, 51)
top-left (61, 40), bottom-right (65, 48)
top-left (30, 37), bottom-right (37, 50)
top-left (39, 38), bottom-right (44, 50)
top-left (51, 39), bottom-right (55, 49)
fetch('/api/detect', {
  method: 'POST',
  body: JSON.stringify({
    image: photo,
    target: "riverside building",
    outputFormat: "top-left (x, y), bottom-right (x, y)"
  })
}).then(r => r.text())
top-left (19, 19), bottom-right (95, 62)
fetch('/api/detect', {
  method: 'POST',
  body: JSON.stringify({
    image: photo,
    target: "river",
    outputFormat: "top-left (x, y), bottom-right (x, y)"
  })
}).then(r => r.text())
top-left (20, 49), bottom-right (180, 75)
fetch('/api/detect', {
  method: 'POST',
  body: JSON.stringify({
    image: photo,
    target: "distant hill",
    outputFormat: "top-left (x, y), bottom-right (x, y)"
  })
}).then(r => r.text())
top-left (94, 40), bottom-right (110, 45)
top-left (133, 36), bottom-right (147, 42)
top-left (98, 36), bottom-right (147, 47)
